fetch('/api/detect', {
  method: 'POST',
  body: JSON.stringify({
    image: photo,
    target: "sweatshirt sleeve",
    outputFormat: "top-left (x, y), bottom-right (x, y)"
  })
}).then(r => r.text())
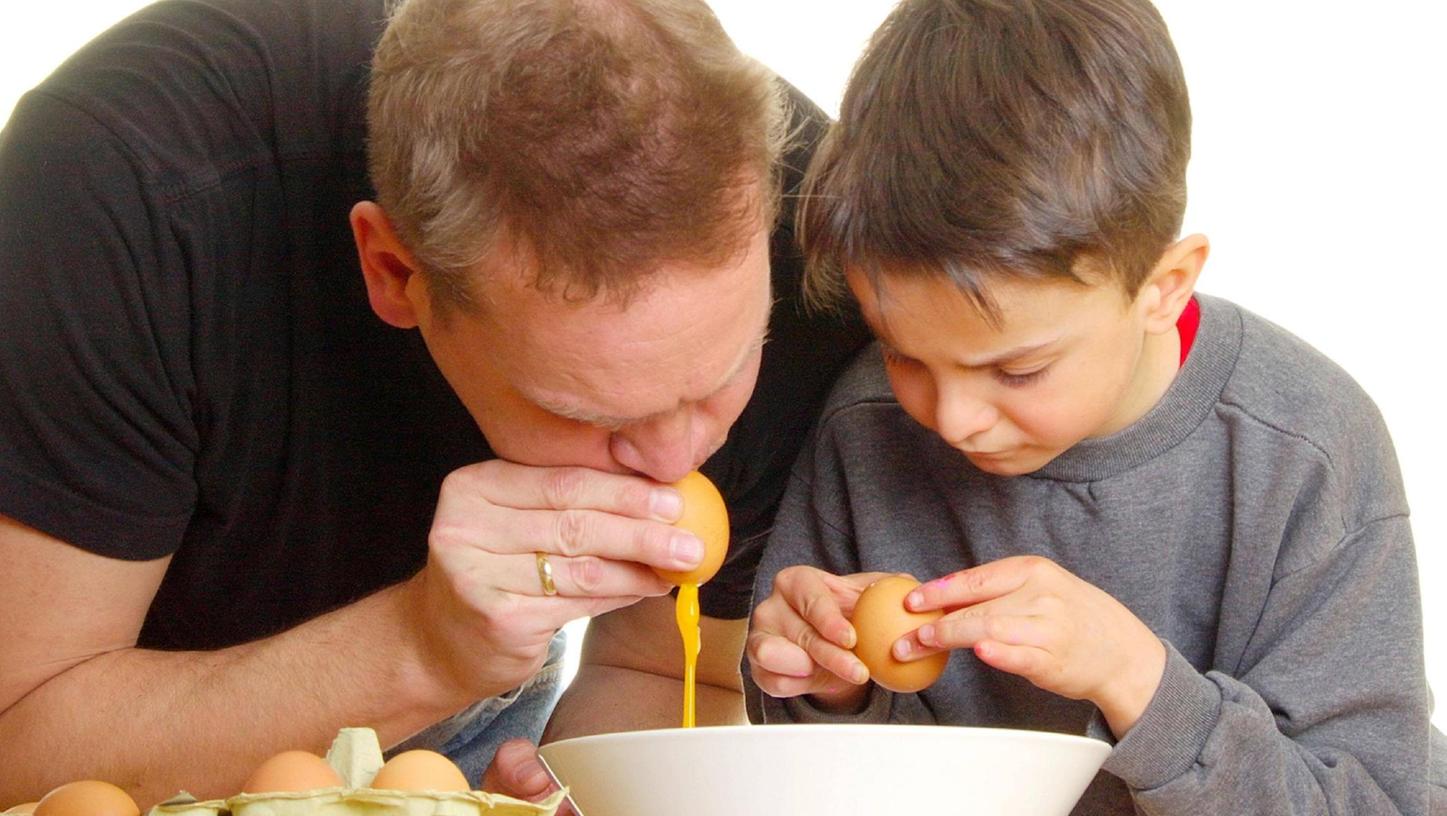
top-left (743, 392), bottom-right (903, 725)
top-left (1098, 514), bottom-right (1432, 814)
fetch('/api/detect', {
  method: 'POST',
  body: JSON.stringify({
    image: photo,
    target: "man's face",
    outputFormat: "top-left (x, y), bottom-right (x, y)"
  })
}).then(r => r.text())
top-left (412, 224), bottom-right (773, 484)
top-left (847, 268), bottom-right (1175, 477)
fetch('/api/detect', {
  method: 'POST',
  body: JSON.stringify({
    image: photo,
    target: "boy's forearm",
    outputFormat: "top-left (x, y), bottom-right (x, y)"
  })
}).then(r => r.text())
top-left (0, 579), bottom-right (466, 808)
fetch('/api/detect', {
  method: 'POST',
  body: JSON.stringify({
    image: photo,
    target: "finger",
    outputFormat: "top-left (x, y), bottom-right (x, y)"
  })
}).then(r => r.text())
top-left (481, 738), bottom-right (555, 798)
top-left (495, 551), bottom-right (672, 599)
top-left (973, 640), bottom-right (1051, 680)
top-left (889, 628), bottom-right (947, 663)
top-left (746, 631), bottom-right (814, 679)
top-left (467, 462), bottom-right (683, 521)
top-left (777, 611), bottom-right (870, 685)
top-left (775, 567), bottom-right (857, 648)
top-left (486, 507), bottom-right (705, 575)
top-left (507, 594), bottom-right (650, 634)
top-left (749, 664), bottom-right (842, 699)
top-left (918, 611), bottom-right (1045, 651)
top-left (907, 555), bottom-right (1056, 611)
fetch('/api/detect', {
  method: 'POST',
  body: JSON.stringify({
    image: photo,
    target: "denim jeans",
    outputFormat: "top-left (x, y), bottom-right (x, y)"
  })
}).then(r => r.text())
top-left (387, 630), bottom-right (567, 783)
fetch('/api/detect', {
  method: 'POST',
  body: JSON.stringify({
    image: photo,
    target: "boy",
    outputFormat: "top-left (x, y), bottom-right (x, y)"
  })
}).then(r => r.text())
top-left (743, 0), bottom-right (1443, 812)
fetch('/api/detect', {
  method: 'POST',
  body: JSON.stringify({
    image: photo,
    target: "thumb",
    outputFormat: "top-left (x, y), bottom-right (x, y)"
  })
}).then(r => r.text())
top-left (480, 738), bottom-right (556, 799)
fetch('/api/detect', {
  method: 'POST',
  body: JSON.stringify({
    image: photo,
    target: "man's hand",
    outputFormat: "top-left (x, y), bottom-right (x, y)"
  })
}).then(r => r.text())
top-left (745, 566), bottom-right (894, 711)
top-left (897, 555), bottom-right (1166, 736)
top-left (408, 461), bottom-right (706, 703)
top-left (480, 739), bottom-right (572, 814)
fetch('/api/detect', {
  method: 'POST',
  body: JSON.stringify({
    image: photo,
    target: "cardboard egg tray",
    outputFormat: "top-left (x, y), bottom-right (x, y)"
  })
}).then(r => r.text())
top-left (150, 729), bottom-right (564, 816)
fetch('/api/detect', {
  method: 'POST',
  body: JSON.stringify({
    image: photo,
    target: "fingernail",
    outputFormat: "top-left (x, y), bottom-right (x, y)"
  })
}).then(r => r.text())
top-left (671, 532), bottom-right (704, 566)
top-left (852, 663), bottom-right (869, 684)
top-left (893, 639), bottom-right (911, 660)
top-left (906, 590), bottom-right (923, 609)
top-left (652, 488), bottom-right (683, 520)
top-left (526, 768), bottom-right (551, 792)
top-left (842, 625), bottom-right (857, 650)
top-left (918, 624), bottom-right (935, 645)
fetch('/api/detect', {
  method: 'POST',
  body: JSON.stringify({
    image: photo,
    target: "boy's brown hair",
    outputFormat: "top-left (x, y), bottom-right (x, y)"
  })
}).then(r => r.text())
top-left (368, 0), bottom-right (786, 311)
top-left (799, 0), bottom-right (1191, 316)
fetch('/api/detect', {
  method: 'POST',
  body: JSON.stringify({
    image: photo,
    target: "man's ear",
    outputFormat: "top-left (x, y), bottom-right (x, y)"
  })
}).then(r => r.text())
top-left (1139, 233), bottom-right (1209, 334)
top-left (351, 201), bottom-right (426, 329)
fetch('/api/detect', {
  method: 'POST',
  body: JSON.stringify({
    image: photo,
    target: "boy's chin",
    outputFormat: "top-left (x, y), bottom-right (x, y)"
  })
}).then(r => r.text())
top-left (963, 447), bottom-right (1058, 476)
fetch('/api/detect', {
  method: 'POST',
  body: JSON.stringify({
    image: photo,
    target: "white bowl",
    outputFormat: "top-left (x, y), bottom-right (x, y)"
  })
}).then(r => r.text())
top-left (539, 724), bottom-right (1110, 816)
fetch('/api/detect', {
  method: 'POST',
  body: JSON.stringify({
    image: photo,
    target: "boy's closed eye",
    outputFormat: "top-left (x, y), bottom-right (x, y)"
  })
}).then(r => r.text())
top-left (880, 344), bottom-right (1050, 388)
top-left (994, 366), bottom-right (1049, 387)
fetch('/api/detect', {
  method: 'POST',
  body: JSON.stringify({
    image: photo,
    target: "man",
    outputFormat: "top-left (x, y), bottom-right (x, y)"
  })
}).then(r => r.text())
top-left (0, 0), bottom-right (865, 805)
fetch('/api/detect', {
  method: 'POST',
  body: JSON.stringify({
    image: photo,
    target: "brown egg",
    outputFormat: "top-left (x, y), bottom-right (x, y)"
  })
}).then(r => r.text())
top-left (652, 471), bottom-right (729, 586)
top-left (241, 750), bottom-right (344, 793)
top-left (369, 750), bottom-right (469, 792)
top-left (33, 782), bottom-right (138, 816)
top-left (851, 575), bottom-right (949, 693)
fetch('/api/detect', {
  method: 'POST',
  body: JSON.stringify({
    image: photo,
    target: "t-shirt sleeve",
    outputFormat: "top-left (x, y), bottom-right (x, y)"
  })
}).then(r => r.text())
top-left (0, 91), bottom-right (197, 559)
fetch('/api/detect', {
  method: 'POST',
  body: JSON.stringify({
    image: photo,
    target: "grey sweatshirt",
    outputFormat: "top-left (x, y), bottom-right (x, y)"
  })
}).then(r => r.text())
top-left (745, 294), bottom-right (1438, 814)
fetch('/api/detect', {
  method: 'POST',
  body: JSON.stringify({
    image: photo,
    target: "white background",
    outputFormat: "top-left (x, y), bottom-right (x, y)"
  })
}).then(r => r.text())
top-left (3, 1), bottom-right (1442, 730)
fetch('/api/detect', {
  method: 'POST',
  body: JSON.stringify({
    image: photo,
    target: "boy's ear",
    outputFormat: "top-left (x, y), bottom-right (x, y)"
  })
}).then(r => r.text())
top-left (351, 201), bottom-right (427, 329)
top-left (1138, 233), bottom-right (1209, 334)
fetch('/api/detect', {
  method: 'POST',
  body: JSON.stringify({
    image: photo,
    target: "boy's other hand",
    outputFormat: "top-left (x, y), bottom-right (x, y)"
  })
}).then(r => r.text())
top-left (899, 555), bottom-right (1166, 737)
top-left (747, 567), bottom-right (893, 709)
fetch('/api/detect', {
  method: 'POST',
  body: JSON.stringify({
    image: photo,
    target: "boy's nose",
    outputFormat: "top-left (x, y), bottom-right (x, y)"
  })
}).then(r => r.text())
top-left (609, 405), bottom-right (706, 484)
top-left (935, 391), bottom-right (998, 447)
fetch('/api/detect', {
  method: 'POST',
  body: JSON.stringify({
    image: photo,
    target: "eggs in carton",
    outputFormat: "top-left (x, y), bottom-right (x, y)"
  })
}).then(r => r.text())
top-left (147, 727), bottom-right (563, 816)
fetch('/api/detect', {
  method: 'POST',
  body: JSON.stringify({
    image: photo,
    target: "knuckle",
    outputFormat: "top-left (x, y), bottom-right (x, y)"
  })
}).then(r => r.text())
top-left (542, 467), bottom-right (587, 510)
top-left (568, 556), bottom-right (602, 595)
top-left (642, 524), bottom-right (674, 561)
top-left (621, 481), bottom-right (655, 516)
top-left (1020, 555), bottom-right (1053, 576)
top-left (776, 565), bottom-right (804, 590)
top-left (553, 510), bottom-right (590, 557)
top-left (477, 594), bottom-right (521, 630)
top-left (983, 616), bottom-right (1010, 642)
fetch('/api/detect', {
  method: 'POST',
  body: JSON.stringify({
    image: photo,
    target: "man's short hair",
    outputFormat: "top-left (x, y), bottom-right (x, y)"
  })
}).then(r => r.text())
top-left (369, 0), bottom-right (786, 310)
top-left (799, 0), bottom-right (1191, 316)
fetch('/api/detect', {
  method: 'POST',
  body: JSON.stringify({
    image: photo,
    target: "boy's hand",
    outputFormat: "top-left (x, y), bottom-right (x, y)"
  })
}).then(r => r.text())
top-left (746, 566), bottom-right (894, 710)
top-left (898, 555), bottom-right (1166, 737)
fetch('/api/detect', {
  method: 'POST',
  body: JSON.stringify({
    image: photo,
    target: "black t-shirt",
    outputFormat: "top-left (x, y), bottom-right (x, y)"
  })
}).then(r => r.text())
top-left (0, 0), bottom-right (867, 650)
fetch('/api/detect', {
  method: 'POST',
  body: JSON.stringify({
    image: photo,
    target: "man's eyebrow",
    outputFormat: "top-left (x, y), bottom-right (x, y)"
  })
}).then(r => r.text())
top-left (532, 325), bottom-right (771, 429)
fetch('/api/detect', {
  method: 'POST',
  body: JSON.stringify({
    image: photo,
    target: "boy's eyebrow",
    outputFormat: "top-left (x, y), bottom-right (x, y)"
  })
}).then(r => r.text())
top-left (878, 336), bottom-right (1057, 369)
top-left (958, 341), bottom-right (1058, 368)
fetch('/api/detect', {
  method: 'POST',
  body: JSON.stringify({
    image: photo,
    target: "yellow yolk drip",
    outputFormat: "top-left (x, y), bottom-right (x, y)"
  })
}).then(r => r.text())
top-left (675, 582), bottom-right (701, 728)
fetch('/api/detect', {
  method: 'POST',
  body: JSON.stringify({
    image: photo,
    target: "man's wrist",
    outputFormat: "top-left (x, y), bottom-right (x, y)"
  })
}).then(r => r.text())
top-left (387, 572), bottom-right (476, 713)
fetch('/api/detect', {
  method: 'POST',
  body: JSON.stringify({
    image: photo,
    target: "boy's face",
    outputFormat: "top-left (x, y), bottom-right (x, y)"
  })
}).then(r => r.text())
top-left (846, 267), bottom-right (1183, 477)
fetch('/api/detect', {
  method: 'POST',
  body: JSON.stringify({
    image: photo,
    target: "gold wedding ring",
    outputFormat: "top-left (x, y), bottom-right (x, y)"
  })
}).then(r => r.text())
top-left (535, 552), bottom-right (558, 596)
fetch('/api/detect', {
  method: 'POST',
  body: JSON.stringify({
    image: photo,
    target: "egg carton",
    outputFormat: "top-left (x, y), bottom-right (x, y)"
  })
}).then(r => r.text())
top-left (150, 729), bottom-right (564, 816)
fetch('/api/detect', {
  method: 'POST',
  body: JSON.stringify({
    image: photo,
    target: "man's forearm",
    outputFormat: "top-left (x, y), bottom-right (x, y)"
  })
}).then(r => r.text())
top-left (540, 598), bottom-right (749, 744)
top-left (542, 663), bottom-right (744, 742)
top-left (0, 579), bottom-right (469, 807)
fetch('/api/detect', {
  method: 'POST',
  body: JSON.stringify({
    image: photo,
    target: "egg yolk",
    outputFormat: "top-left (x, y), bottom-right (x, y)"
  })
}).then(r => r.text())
top-left (654, 471), bottom-right (729, 728)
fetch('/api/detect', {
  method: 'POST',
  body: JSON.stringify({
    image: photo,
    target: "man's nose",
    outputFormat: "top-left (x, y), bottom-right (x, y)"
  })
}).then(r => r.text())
top-left (609, 405), bottom-right (706, 483)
